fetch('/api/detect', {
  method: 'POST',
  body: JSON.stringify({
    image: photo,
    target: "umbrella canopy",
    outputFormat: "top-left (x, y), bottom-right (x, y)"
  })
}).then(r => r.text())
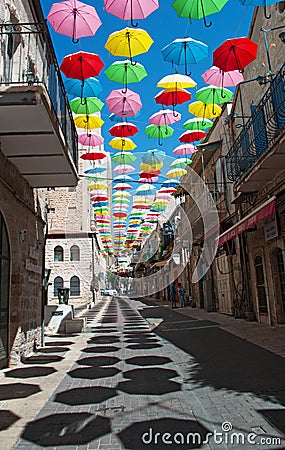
top-left (202, 66), bottom-right (244, 87)
top-left (213, 37), bottom-right (258, 72)
top-left (105, 27), bottom-right (154, 63)
top-left (173, 143), bottom-right (198, 155)
top-left (161, 37), bottom-right (208, 75)
top-left (70, 96), bottom-right (104, 115)
top-left (145, 124), bottom-right (174, 146)
top-left (136, 183), bottom-right (155, 193)
top-left (171, 157), bottom-right (193, 167)
top-left (47, 0), bottom-right (102, 43)
top-left (74, 115), bottom-right (104, 129)
top-left (104, 0), bottom-right (159, 26)
top-left (80, 151), bottom-right (106, 160)
top-left (108, 122), bottom-right (139, 138)
top-left (113, 164), bottom-right (136, 174)
top-left (188, 101), bottom-right (222, 119)
top-left (183, 117), bottom-right (213, 131)
top-left (106, 88), bottom-right (142, 117)
top-left (113, 183), bottom-right (132, 190)
top-left (172, 0), bottom-right (229, 28)
top-left (60, 51), bottom-right (104, 80)
top-left (64, 77), bottom-right (102, 98)
top-left (78, 132), bottom-right (104, 147)
top-left (84, 166), bottom-right (106, 174)
top-left (104, 60), bottom-right (147, 92)
top-left (112, 152), bottom-right (137, 164)
top-left (179, 130), bottom-right (206, 142)
top-left (139, 177), bottom-right (158, 183)
top-left (195, 86), bottom-right (233, 105)
top-left (140, 162), bottom-right (163, 171)
top-left (166, 168), bottom-right (187, 178)
top-left (155, 88), bottom-right (191, 109)
top-left (157, 73), bottom-right (196, 89)
top-left (142, 149), bottom-right (166, 165)
top-left (149, 109), bottom-right (181, 126)
top-left (239, 0), bottom-right (282, 18)
top-left (113, 174), bottom-right (134, 181)
top-left (109, 137), bottom-right (137, 151)
top-left (88, 182), bottom-right (108, 190)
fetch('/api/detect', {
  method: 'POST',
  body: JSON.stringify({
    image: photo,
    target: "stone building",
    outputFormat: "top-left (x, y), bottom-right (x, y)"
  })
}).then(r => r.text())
top-left (0, 0), bottom-right (78, 365)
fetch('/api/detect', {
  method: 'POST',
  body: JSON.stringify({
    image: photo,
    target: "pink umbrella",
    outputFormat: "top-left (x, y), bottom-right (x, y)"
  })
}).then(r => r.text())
top-left (149, 108), bottom-right (181, 126)
top-left (113, 164), bottom-right (136, 174)
top-left (104, 0), bottom-right (158, 27)
top-left (202, 66), bottom-right (244, 87)
top-left (173, 143), bottom-right (198, 155)
top-left (47, 0), bottom-right (102, 43)
top-left (106, 88), bottom-right (142, 118)
top-left (78, 133), bottom-right (104, 147)
top-left (139, 177), bottom-right (158, 183)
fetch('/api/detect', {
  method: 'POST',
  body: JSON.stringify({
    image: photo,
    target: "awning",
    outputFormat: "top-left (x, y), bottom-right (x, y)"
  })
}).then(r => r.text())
top-left (217, 196), bottom-right (276, 246)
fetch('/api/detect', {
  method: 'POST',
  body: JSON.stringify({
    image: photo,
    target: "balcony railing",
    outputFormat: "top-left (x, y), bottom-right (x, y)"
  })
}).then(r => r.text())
top-left (226, 64), bottom-right (285, 183)
top-left (0, 21), bottom-right (78, 168)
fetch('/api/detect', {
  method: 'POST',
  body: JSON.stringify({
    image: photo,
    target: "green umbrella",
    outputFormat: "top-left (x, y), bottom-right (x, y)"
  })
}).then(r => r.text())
top-left (111, 152), bottom-right (137, 164)
top-left (196, 86), bottom-right (233, 105)
top-left (171, 157), bottom-right (193, 168)
top-left (70, 97), bottom-right (104, 115)
top-left (104, 59), bottom-right (148, 93)
top-left (172, 0), bottom-right (229, 27)
top-left (183, 117), bottom-right (213, 131)
top-left (145, 124), bottom-right (174, 146)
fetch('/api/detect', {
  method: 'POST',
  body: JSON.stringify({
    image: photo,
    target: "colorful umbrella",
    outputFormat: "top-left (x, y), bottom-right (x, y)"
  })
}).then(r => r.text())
top-left (166, 168), bottom-right (187, 178)
top-left (106, 88), bottom-right (142, 117)
top-left (113, 190), bottom-right (131, 196)
top-left (161, 37), bottom-right (208, 75)
top-left (172, 0), bottom-right (229, 28)
top-left (202, 66), bottom-right (244, 88)
top-left (78, 132), bottom-right (104, 147)
top-left (47, 0), bottom-right (102, 43)
top-left (139, 177), bottom-right (158, 183)
top-left (74, 115), bottom-right (104, 129)
top-left (157, 73), bottom-right (196, 89)
top-left (84, 166), bottom-right (106, 174)
top-left (105, 27), bottom-right (154, 64)
top-left (64, 77), bottom-right (102, 99)
top-left (149, 109), bottom-right (181, 126)
top-left (140, 162), bottom-right (163, 171)
top-left (136, 183), bottom-right (156, 193)
top-left (113, 164), bottom-right (136, 174)
top-left (213, 37), bottom-right (258, 72)
top-left (104, 60), bottom-right (147, 92)
top-left (188, 101), bottom-right (222, 120)
top-left (88, 182), bottom-right (108, 190)
top-left (112, 152), bottom-right (137, 164)
top-left (195, 86), bottom-right (233, 108)
top-left (108, 122), bottom-right (139, 138)
top-left (182, 117), bottom-right (213, 131)
top-left (109, 137), bottom-right (137, 151)
top-left (171, 157), bottom-right (193, 167)
top-left (179, 130), bottom-right (206, 142)
top-left (113, 183), bottom-right (132, 190)
top-left (162, 178), bottom-right (180, 186)
top-left (113, 174), bottom-right (135, 181)
top-left (145, 124), bottom-right (174, 146)
top-left (173, 143), bottom-right (198, 155)
top-left (60, 51), bottom-right (104, 79)
top-left (104, 0), bottom-right (159, 27)
top-left (239, 0), bottom-right (281, 18)
top-left (155, 88), bottom-right (191, 112)
top-left (70, 97), bottom-right (104, 115)
top-left (81, 151), bottom-right (106, 160)
top-left (142, 149), bottom-right (166, 165)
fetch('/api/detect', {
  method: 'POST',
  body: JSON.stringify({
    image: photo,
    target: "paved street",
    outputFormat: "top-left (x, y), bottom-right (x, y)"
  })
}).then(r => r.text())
top-left (1, 296), bottom-right (285, 449)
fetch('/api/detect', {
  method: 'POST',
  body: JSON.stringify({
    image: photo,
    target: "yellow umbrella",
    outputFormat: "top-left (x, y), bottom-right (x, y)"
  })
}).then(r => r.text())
top-left (109, 137), bottom-right (137, 151)
top-left (157, 73), bottom-right (196, 89)
top-left (88, 183), bottom-right (108, 190)
top-left (166, 168), bottom-right (187, 178)
top-left (153, 200), bottom-right (169, 205)
top-left (94, 210), bottom-right (108, 215)
top-left (74, 115), bottom-right (104, 130)
top-left (188, 101), bottom-right (222, 119)
top-left (113, 191), bottom-right (131, 197)
top-left (105, 27), bottom-right (153, 63)
top-left (140, 162), bottom-right (163, 171)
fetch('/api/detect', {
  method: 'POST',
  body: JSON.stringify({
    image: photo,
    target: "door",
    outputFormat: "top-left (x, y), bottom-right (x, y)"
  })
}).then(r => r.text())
top-left (0, 213), bottom-right (10, 368)
top-left (254, 255), bottom-right (268, 315)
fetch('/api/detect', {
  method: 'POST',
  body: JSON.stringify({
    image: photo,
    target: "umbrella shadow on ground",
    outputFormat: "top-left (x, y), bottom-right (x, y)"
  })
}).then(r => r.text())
top-left (54, 386), bottom-right (117, 405)
top-left (127, 343), bottom-right (163, 350)
top-left (22, 355), bottom-right (64, 364)
top-left (0, 410), bottom-right (20, 431)
top-left (91, 328), bottom-right (118, 333)
top-left (5, 366), bottom-right (56, 378)
top-left (77, 355), bottom-right (121, 366)
top-left (125, 337), bottom-right (159, 343)
top-left (81, 345), bottom-right (120, 353)
top-left (0, 383), bottom-right (41, 400)
top-left (88, 336), bottom-right (120, 344)
top-left (45, 341), bottom-right (74, 346)
top-left (68, 366), bottom-right (120, 379)
top-left (37, 346), bottom-right (69, 353)
top-left (126, 356), bottom-right (172, 366)
top-left (21, 413), bottom-right (111, 447)
top-left (118, 417), bottom-right (210, 449)
top-left (118, 368), bottom-right (181, 395)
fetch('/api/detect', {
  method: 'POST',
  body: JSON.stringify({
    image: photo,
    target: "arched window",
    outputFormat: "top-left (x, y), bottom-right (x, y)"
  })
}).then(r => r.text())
top-left (70, 276), bottom-right (80, 296)
top-left (54, 276), bottom-right (63, 297)
top-left (54, 246), bottom-right (63, 262)
top-left (70, 245), bottom-right (80, 261)
top-left (254, 255), bottom-right (268, 313)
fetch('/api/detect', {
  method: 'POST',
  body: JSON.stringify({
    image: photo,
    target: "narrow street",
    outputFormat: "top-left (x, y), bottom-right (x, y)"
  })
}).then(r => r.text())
top-left (1, 297), bottom-right (285, 450)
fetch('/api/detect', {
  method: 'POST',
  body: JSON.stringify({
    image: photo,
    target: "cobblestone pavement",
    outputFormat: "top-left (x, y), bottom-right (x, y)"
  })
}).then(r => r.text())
top-left (0, 296), bottom-right (284, 450)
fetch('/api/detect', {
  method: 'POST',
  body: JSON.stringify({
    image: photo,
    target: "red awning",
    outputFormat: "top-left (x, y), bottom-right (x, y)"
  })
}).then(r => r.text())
top-left (217, 196), bottom-right (276, 246)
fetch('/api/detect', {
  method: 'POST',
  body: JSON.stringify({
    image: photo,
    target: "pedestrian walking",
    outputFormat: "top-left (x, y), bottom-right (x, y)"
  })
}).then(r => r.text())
top-left (178, 282), bottom-right (186, 308)
top-left (170, 282), bottom-right (177, 308)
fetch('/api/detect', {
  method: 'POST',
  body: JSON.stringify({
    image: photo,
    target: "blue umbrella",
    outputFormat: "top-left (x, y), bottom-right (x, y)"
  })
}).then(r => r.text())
top-left (84, 167), bottom-right (106, 174)
top-left (64, 77), bottom-right (102, 98)
top-left (109, 110), bottom-right (141, 122)
top-left (92, 201), bottom-right (108, 207)
top-left (142, 149), bottom-right (166, 165)
top-left (162, 179), bottom-right (180, 187)
top-left (239, 0), bottom-right (281, 18)
top-left (161, 37), bottom-right (208, 76)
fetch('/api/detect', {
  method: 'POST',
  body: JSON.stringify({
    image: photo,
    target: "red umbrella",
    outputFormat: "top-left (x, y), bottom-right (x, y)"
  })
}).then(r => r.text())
top-left (108, 122), bottom-right (139, 137)
top-left (179, 130), bottom-right (206, 143)
top-left (60, 51), bottom-right (104, 79)
top-left (140, 170), bottom-right (161, 178)
top-left (80, 151), bottom-right (106, 160)
top-left (155, 88), bottom-right (191, 113)
top-left (90, 195), bottom-right (108, 201)
top-left (213, 37), bottom-right (258, 72)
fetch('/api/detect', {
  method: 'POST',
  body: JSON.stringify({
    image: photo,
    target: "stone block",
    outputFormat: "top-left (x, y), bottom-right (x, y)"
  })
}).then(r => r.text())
top-left (65, 318), bottom-right (86, 333)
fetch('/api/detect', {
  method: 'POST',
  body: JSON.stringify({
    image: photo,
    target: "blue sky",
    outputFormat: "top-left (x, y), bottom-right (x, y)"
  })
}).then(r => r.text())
top-left (41, 0), bottom-right (254, 167)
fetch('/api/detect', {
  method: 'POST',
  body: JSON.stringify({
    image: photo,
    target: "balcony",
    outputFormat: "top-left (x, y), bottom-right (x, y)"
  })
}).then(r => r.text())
top-left (226, 64), bottom-right (285, 193)
top-left (0, 22), bottom-right (78, 188)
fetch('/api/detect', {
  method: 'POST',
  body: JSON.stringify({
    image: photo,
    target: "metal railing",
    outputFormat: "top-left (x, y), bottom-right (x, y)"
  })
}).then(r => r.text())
top-left (226, 64), bottom-right (285, 183)
top-left (0, 21), bottom-right (78, 169)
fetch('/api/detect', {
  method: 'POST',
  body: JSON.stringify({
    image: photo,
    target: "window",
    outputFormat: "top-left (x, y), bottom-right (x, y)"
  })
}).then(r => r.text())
top-left (54, 246), bottom-right (63, 262)
top-left (254, 255), bottom-right (268, 313)
top-left (276, 248), bottom-right (285, 313)
top-left (70, 245), bottom-right (80, 261)
top-left (54, 276), bottom-right (63, 297)
top-left (70, 276), bottom-right (80, 296)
